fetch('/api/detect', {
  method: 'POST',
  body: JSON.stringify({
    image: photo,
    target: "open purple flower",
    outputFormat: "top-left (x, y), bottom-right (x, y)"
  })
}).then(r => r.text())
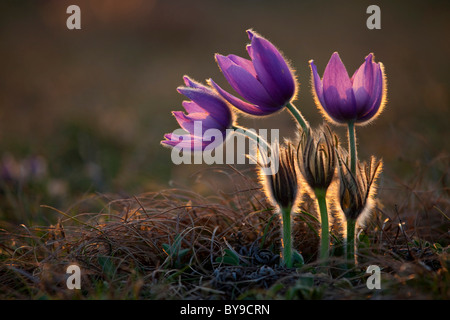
top-left (310, 52), bottom-right (387, 125)
top-left (209, 30), bottom-right (297, 116)
top-left (161, 76), bottom-right (233, 151)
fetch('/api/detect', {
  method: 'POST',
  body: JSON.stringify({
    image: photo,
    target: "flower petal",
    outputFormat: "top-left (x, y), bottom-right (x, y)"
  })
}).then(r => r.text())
top-left (172, 111), bottom-right (223, 136)
top-left (186, 112), bottom-right (223, 131)
top-left (309, 60), bottom-right (326, 110)
top-left (177, 86), bottom-right (232, 128)
top-left (357, 62), bottom-right (386, 123)
top-left (183, 75), bottom-right (209, 91)
top-left (227, 54), bottom-right (257, 78)
top-left (182, 101), bottom-right (205, 114)
top-left (172, 111), bottom-right (196, 135)
top-left (352, 54), bottom-right (374, 115)
top-left (247, 32), bottom-right (296, 105)
top-left (322, 52), bottom-right (356, 121)
top-left (215, 54), bottom-right (276, 108)
top-left (161, 133), bottom-right (211, 151)
top-left (209, 79), bottom-right (275, 116)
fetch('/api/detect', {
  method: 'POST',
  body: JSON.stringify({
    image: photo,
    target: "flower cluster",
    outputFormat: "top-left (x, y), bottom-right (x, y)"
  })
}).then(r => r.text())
top-left (161, 29), bottom-right (387, 267)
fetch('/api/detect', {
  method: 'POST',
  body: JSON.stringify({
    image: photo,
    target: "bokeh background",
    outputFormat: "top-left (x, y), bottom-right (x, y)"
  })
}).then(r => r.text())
top-left (0, 0), bottom-right (449, 225)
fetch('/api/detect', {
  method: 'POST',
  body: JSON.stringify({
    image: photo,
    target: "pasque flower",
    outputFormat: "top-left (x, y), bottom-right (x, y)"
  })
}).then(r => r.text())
top-left (338, 153), bottom-right (382, 222)
top-left (260, 142), bottom-right (299, 210)
top-left (297, 125), bottom-right (339, 263)
top-left (310, 52), bottom-right (387, 125)
top-left (337, 149), bottom-right (383, 265)
top-left (259, 142), bottom-right (300, 268)
top-left (161, 76), bottom-right (233, 151)
top-left (209, 30), bottom-right (297, 116)
top-left (297, 125), bottom-right (338, 191)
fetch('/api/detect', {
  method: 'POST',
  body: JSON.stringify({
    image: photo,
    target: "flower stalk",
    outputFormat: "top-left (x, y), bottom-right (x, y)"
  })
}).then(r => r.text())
top-left (286, 101), bottom-right (309, 132)
top-left (231, 124), bottom-right (272, 153)
top-left (338, 155), bottom-right (383, 266)
top-left (314, 188), bottom-right (329, 263)
top-left (346, 218), bottom-right (356, 267)
top-left (281, 206), bottom-right (293, 268)
top-left (347, 121), bottom-right (357, 175)
top-left (346, 121), bottom-right (357, 267)
top-left (297, 125), bottom-right (338, 264)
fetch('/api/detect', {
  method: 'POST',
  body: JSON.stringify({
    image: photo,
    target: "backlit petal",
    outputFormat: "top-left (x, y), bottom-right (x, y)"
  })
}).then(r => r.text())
top-left (322, 52), bottom-right (356, 121)
top-left (352, 54), bottom-right (374, 114)
top-left (215, 54), bottom-right (276, 107)
top-left (177, 86), bottom-right (232, 128)
top-left (209, 79), bottom-right (275, 116)
top-left (248, 32), bottom-right (296, 105)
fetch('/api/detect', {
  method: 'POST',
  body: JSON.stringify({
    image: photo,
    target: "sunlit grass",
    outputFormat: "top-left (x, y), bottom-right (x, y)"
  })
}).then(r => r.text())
top-left (0, 158), bottom-right (448, 299)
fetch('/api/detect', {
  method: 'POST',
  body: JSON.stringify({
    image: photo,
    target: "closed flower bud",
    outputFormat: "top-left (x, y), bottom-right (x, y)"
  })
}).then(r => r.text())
top-left (338, 151), bottom-right (383, 221)
top-left (297, 125), bottom-right (338, 191)
top-left (259, 142), bottom-right (299, 209)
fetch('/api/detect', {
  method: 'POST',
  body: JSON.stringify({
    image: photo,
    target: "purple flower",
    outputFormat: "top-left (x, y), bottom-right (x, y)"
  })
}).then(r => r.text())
top-left (310, 52), bottom-right (387, 125)
top-left (209, 30), bottom-right (297, 116)
top-left (161, 76), bottom-right (233, 151)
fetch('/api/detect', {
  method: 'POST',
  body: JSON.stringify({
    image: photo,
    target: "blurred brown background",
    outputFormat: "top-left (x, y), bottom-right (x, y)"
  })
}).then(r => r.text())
top-left (0, 0), bottom-right (448, 220)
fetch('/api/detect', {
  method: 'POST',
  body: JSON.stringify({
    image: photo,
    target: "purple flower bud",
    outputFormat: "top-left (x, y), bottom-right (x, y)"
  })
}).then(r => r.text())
top-left (210, 30), bottom-right (297, 116)
top-left (310, 52), bottom-right (387, 125)
top-left (161, 76), bottom-right (233, 151)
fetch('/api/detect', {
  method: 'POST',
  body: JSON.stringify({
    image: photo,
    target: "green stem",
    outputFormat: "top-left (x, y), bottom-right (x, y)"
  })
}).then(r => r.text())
top-left (314, 188), bottom-right (329, 264)
top-left (286, 102), bottom-right (309, 132)
top-left (346, 218), bottom-right (356, 267)
top-left (281, 206), bottom-right (293, 268)
top-left (347, 121), bottom-right (357, 175)
top-left (232, 124), bottom-right (272, 153)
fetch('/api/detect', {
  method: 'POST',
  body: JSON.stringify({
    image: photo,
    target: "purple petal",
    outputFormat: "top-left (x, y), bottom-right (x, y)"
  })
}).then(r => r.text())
top-left (357, 62), bottom-right (386, 123)
top-left (209, 79), bottom-right (275, 116)
top-left (322, 52), bottom-right (356, 121)
top-left (173, 111), bottom-right (223, 136)
top-left (215, 54), bottom-right (276, 107)
top-left (352, 54), bottom-right (374, 114)
top-left (182, 101), bottom-right (205, 114)
top-left (185, 112), bottom-right (223, 131)
top-left (227, 54), bottom-right (257, 78)
top-left (216, 54), bottom-right (275, 105)
top-left (248, 33), bottom-right (296, 105)
top-left (366, 60), bottom-right (384, 111)
top-left (172, 111), bottom-right (196, 135)
top-left (246, 44), bottom-right (253, 61)
top-left (309, 60), bottom-right (326, 111)
top-left (161, 133), bottom-right (211, 151)
top-left (176, 86), bottom-right (232, 128)
top-left (183, 76), bottom-right (209, 91)
top-left (247, 29), bottom-right (255, 40)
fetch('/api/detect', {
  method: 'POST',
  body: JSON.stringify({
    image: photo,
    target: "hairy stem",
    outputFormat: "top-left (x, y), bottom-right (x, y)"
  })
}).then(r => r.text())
top-left (347, 121), bottom-right (357, 175)
top-left (346, 218), bottom-right (357, 267)
top-left (286, 102), bottom-right (309, 132)
top-left (315, 188), bottom-right (329, 264)
top-left (232, 124), bottom-right (272, 153)
top-left (281, 206), bottom-right (293, 268)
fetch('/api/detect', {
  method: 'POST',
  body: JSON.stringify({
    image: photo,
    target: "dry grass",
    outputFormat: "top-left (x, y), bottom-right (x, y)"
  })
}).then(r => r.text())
top-left (0, 159), bottom-right (448, 300)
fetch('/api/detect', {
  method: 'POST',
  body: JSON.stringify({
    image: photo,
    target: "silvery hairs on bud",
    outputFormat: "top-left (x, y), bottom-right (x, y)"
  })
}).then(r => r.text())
top-left (297, 125), bottom-right (339, 191)
top-left (338, 150), bottom-right (383, 223)
top-left (258, 141), bottom-right (299, 209)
